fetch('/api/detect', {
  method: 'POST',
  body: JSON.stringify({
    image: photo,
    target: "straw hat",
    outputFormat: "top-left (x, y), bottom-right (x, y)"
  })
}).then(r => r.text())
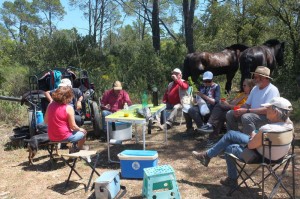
top-left (251, 66), bottom-right (272, 79)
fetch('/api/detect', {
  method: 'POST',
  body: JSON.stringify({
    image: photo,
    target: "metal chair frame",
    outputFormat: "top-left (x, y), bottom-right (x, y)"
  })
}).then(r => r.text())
top-left (226, 130), bottom-right (296, 199)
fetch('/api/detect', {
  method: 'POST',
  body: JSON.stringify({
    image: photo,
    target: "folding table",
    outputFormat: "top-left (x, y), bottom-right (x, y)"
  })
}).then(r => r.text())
top-left (61, 150), bottom-right (100, 192)
top-left (105, 104), bottom-right (167, 163)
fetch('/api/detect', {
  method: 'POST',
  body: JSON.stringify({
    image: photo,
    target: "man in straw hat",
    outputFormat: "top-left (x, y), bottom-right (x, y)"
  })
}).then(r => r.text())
top-left (100, 80), bottom-right (132, 139)
top-left (225, 66), bottom-right (280, 137)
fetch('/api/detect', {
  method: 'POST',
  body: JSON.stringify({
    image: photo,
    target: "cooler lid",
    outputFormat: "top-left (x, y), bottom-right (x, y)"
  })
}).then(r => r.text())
top-left (118, 150), bottom-right (158, 160)
top-left (120, 150), bottom-right (157, 156)
top-left (95, 170), bottom-right (119, 184)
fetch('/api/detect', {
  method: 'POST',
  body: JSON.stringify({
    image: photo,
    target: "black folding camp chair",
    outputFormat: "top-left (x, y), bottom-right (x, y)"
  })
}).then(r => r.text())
top-left (225, 129), bottom-right (296, 199)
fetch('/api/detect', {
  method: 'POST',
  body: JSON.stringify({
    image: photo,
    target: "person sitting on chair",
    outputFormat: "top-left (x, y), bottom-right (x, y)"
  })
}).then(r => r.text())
top-left (44, 86), bottom-right (88, 151)
top-left (198, 79), bottom-right (255, 147)
top-left (45, 78), bottom-right (84, 126)
top-left (162, 68), bottom-right (189, 129)
top-left (100, 81), bottom-right (132, 138)
top-left (192, 97), bottom-right (293, 188)
top-left (184, 71), bottom-right (220, 135)
top-left (226, 66), bottom-right (280, 135)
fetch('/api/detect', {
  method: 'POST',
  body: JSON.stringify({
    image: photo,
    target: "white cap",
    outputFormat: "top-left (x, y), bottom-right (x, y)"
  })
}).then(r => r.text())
top-left (261, 97), bottom-right (292, 111)
top-left (172, 68), bottom-right (182, 74)
top-left (203, 71), bottom-right (213, 80)
top-left (58, 78), bottom-right (72, 88)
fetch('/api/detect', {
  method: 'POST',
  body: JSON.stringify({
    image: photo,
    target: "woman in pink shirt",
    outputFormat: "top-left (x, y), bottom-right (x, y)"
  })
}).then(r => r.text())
top-left (44, 86), bottom-right (87, 151)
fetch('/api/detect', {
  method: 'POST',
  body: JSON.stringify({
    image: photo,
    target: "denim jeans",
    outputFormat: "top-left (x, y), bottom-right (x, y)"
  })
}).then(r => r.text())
top-left (102, 110), bottom-right (112, 132)
top-left (226, 110), bottom-right (268, 135)
top-left (206, 130), bottom-right (250, 179)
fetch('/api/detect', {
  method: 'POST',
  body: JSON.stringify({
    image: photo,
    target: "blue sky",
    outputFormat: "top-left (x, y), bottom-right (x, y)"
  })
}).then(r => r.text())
top-left (56, 1), bottom-right (89, 35)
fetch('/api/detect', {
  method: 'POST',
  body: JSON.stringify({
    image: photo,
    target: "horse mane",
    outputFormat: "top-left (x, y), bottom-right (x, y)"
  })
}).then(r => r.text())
top-left (225, 44), bottom-right (249, 51)
top-left (263, 39), bottom-right (281, 46)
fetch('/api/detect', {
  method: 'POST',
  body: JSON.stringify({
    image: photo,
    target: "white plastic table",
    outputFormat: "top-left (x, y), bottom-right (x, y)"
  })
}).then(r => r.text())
top-left (105, 104), bottom-right (167, 163)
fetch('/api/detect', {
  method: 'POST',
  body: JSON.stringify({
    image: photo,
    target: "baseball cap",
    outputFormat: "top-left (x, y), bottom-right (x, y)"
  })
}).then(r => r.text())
top-left (172, 68), bottom-right (182, 74)
top-left (58, 78), bottom-right (72, 88)
top-left (261, 97), bottom-right (292, 111)
top-left (203, 71), bottom-right (213, 80)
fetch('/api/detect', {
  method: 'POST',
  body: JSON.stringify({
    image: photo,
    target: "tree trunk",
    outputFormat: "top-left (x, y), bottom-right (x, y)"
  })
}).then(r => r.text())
top-left (152, 0), bottom-right (160, 52)
top-left (183, 0), bottom-right (195, 53)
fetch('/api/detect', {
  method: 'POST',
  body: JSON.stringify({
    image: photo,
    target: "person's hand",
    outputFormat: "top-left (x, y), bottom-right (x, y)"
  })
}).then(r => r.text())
top-left (197, 92), bottom-right (206, 99)
top-left (76, 101), bottom-right (82, 110)
top-left (171, 74), bottom-right (178, 81)
top-left (233, 107), bottom-right (247, 117)
top-left (79, 127), bottom-right (87, 134)
top-left (105, 104), bottom-right (111, 110)
top-left (249, 131), bottom-right (256, 139)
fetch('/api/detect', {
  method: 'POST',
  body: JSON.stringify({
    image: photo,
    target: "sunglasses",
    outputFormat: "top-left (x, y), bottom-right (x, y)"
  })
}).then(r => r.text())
top-left (203, 80), bottom-right (212, 83)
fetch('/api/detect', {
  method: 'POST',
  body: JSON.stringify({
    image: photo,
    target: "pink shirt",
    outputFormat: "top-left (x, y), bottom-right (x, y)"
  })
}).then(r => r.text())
top-left (101, 89), bottom-right (132, 113)
top-left (47, 102), bottom-right (72, 141)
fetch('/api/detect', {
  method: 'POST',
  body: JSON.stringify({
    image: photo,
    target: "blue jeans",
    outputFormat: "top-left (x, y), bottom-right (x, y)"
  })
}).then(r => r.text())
top-left (206, 130), bottom-right (250, 179)
top-left (63, 131), bottom-right (85, 143)
top-left (102, 110), bottom-right (112, 132)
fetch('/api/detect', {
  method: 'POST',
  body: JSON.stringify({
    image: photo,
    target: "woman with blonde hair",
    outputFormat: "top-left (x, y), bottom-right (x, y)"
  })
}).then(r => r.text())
top-left (44, 86), bottom-right (87, 151)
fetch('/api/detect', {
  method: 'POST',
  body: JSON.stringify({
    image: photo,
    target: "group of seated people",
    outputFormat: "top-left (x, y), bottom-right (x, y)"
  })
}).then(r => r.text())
top-left (159, 66), bottom-right (294, 189)
top-left (190, 66), bottom-right (294, 188)
top-left (44, 66), bottom-right (294, 186)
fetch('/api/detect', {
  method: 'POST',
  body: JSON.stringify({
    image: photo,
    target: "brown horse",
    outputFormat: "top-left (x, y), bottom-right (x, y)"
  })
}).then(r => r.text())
top-left (182, 44), bottom-right (249, 93)
top-left (239, 39), bottom-right (285, 90)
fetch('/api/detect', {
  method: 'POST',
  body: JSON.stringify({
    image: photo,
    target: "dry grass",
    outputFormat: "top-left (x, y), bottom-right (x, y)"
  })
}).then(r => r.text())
top-left (0, 122), bottom-right (299, 199)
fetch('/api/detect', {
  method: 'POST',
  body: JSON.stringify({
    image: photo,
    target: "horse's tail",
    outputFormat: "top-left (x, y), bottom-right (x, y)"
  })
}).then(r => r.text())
top-left (182, 54), bottom-right (191, 80)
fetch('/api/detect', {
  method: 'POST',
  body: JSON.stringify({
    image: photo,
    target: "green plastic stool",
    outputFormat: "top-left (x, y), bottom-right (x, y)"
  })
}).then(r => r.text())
top-left (142, 165), bottom-right (181, 199)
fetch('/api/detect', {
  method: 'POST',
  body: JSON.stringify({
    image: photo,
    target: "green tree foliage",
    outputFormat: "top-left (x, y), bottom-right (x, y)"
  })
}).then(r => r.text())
top-left (32, 0), bottom-right (65, 36)
top-left (0, 0), bottom-right (41, 42)
top-left (1, 0), bottom-right (300, 124)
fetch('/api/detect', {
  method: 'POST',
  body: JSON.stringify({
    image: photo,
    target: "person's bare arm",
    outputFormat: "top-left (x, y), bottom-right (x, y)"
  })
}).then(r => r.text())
top-left (44, 107), bottom-right (49, 124)
top-left (67, 105), bottom-right (86, 133)
top-left (45, 91), bottom-right (53, 103)
top-left (248, 130), bottom-right (263, 149)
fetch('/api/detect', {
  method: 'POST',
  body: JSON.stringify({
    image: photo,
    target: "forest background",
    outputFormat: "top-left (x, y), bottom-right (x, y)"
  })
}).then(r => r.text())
top-left (0, 0), bottom-right (300, 127)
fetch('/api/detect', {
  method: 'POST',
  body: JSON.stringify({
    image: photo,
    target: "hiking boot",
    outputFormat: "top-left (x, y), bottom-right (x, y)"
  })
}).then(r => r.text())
top-left (192, 151), bottom-right (211, 167)
top-left (198, 124), bottom-right (214, 134)
top-left (220, 177), bottom-right (238, 188)
top-left (69, 147), bottom-right (80, 154)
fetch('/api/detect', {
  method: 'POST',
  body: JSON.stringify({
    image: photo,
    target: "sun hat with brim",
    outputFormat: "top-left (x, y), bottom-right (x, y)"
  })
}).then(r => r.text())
top-left (172, 68), bottom-right (182, 74)
top-left (251, 66), bottom-right (272, 79)
top-left (58, 78), bottom-right (72, 88)
top-left (113, 81), bottom-right (122, 90)
top-left (261, 97), bottom-right (292, 111)
top-left (203, 71), bottom-right (213, 80)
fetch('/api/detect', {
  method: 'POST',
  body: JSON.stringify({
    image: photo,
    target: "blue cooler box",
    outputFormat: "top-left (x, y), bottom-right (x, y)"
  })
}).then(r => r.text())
top-left (117, 150), bottom-right (158, 179)
top-left (94, 170), bottom-right (120, 199)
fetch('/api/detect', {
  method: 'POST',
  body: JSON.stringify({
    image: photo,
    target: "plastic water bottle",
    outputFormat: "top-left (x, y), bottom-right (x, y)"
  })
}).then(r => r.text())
top-left (123, 102), bottom-right (129, 110)
top-left (142, 91), bottom-right (148, 108)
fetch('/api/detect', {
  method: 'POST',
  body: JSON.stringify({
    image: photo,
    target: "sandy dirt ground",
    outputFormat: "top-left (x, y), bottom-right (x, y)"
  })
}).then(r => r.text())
top-left (0, 122), bottom-right (299, 199)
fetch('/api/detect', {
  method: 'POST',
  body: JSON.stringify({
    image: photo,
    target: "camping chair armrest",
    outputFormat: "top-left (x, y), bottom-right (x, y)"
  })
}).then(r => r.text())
top-left (224, 152), bottom-right (239, 160)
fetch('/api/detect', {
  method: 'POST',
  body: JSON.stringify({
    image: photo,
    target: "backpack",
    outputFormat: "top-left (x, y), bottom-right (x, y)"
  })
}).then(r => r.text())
top-left (50, 70), bottom-right (62, 90)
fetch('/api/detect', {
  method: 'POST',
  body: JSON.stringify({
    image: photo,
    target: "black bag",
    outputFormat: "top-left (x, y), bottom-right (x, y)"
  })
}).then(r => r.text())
top-left (240, 148), bottom-right (260, 163)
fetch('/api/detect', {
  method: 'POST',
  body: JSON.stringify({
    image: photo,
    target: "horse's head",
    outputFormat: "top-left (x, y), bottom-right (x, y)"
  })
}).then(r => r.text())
top-left (183, 53), bottom-right (204, 83)
top-left (263, 39), bottom-right (285, 66)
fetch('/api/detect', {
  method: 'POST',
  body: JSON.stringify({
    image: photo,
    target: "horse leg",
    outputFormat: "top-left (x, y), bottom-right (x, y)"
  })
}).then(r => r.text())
top-left (225, 71), bottom-right (236, 94)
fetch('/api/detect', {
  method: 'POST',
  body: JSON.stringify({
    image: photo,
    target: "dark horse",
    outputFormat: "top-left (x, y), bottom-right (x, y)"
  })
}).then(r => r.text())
top-left (239, 39), bottom-right (285, 90)
top-left (182, 44), bottom-right (249, 93)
